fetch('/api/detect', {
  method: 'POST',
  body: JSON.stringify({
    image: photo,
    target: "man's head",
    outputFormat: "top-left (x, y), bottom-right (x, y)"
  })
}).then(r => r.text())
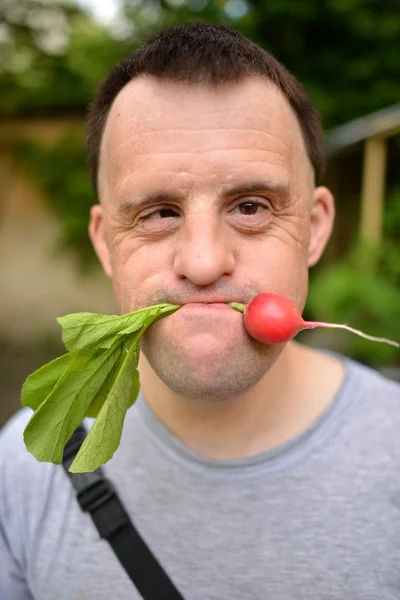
top-left (87, 23), bottom-right (335, 403)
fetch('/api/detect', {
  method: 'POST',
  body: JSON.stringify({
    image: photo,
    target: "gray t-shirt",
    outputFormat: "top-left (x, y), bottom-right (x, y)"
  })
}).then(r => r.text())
top-left (1, 355), bottom-right (400, 600)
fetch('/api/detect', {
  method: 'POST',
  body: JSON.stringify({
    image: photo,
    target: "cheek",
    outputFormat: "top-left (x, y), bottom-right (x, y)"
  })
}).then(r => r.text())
top-left (242, 234), bottom-right (309, 306)
top-left (109, 236), bottom-right (171, 311)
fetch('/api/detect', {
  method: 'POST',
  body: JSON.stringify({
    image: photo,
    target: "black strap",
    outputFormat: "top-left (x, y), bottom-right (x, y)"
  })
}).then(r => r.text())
top-left (62, 425), bottom-right (185, 600)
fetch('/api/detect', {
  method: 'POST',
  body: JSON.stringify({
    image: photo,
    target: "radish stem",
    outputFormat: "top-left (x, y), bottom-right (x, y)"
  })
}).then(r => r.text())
top-left (228, 302), bottom-right (246, 313)
top-left (304, 321), bottom-right (400, 348)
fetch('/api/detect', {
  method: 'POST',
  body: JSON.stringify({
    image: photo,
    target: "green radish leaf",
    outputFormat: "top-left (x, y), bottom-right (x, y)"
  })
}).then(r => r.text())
top-left (21, 352), bottom-right (74, 410)
top-left (87, 341), bottom-right (140, 419)
top-left (58, 304), bottom-right (179, 352)
top-left (85, 356), bottom-right (122, 418)
top-left (23, 345), bottom-right (121, 465)
top-left (22, 302), bottom-right (181, 471)
top-left (69, 337), bottom-right (141, 473)
top-left (58, 312), bottom-right (125, 351)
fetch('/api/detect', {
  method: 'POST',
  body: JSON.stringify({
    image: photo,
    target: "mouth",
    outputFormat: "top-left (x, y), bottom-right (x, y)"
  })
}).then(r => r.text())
top-left (179, 302), bottom-right (235, 312)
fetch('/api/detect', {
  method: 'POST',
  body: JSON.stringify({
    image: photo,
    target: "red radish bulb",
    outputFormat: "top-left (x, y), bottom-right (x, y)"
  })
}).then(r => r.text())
top-left (229, 293), bottom-right (399, 348)
top-left (244, 293), bottom-right (303, 344)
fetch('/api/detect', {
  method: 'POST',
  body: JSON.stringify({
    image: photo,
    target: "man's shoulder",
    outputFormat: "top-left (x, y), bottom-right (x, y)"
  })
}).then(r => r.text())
top-left (345, 357), bottom-right (400, 412)
top-left (351, 358), bottom-right (400, 399)
top-left (0, 407), bottom-right (80, 556)
top-left (344, 358), bottom-right (400, 454)
top-left (0, 408), bottom-right (58, 494)
top-left (0, 408), bottom-right (34, 464)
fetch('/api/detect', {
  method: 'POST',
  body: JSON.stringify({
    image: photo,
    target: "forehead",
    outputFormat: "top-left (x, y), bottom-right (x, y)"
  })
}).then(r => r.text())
top-left (99, 75), bottom-right (311, 197)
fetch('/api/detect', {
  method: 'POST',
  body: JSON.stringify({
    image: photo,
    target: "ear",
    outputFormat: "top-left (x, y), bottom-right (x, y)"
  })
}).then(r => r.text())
top-left (88, 204), bottom-right (113, 278)
top-left (308, 185), bottom-right (335, 267)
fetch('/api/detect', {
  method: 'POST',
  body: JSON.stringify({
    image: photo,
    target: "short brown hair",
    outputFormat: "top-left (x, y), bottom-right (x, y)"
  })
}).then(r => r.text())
top-left (86, 22), bottom-right (325, 195)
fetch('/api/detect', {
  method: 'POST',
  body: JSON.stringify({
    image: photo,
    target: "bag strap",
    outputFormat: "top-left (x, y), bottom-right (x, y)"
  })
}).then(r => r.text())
top-left (62, 424), bottom-right (185, 600)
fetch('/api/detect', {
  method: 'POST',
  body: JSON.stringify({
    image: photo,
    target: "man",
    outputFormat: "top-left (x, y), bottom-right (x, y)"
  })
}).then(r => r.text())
top-left (1, 22), bottom-right (399, 600)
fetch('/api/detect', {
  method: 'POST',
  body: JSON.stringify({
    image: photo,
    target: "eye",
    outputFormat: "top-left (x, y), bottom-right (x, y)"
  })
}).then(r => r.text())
top-left (231, 200), bottom-right (269, 216)
top-left (228, 198), bottom-right (271, 231)
top-left (234, 202), bottom-right (266, 215)
top-left (141, 207), bottom-right (179, 220)
top-left (138, 206), bottom-right (181, 231)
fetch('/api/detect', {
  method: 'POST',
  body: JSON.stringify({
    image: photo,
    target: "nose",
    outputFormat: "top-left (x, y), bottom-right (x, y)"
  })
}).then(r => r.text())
top-left (173, 214), bottom-right (236, 286)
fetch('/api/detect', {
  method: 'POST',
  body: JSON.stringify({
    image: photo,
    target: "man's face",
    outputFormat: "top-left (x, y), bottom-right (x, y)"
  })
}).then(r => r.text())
top-left (90, 75), bottom-right (334, 402)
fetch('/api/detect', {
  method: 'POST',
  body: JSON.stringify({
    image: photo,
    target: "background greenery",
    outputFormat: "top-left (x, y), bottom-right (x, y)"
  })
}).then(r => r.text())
top-left (2, 0), bottom-right (400, 126)
top-left (1, 0), bottom-right (399, 369)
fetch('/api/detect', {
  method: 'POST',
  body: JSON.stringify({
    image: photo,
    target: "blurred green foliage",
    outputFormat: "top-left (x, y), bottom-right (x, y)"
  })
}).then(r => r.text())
top-left (0, 0), bottom-right (130, 115)
top-left (2, 0), bottom-right (400, 365)
top-left (15, 133), bottom-right (97, 269)
top-left (2, 0), bottom-right (400, 127)
top-left (306, 171), bottom-right (400, 367)
top-left (306, 239), bottom-right (400, 367)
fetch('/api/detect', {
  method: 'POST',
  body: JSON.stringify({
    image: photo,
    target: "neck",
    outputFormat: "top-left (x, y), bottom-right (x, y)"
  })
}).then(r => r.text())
top-left (138, 342), bottom-right (345, 460)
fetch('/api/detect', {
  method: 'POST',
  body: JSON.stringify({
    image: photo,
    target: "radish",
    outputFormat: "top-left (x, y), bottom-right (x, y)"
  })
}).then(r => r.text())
top-left (229, 293), bottom-right (400, 347)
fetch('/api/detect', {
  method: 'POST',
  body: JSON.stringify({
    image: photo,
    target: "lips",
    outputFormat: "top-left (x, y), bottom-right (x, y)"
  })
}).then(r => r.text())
top-left (184, 302), bottom-right (230, 307)
top-left (179, 302), bottom-right (234, 312)
top-left (170, 296), bottom-right (243, 305)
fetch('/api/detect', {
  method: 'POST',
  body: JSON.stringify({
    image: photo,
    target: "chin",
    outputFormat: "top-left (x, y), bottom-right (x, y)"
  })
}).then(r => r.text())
top-left (178, 334), bottom-right (239, 363)
top-left (153, 312), bottom-right (245, 351)
top-left (156, 364), bottom-right (264, 404)
top-left (141, 330), bottom-right (280, 404)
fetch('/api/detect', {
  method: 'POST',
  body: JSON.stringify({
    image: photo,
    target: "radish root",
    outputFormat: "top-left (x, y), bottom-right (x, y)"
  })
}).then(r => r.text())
top-left (304, 321), bottom-right (399, 348)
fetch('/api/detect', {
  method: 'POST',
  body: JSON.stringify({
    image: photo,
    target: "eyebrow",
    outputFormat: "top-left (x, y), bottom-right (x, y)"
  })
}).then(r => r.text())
top-left (224, 181), bottom-right (290, 202)
top-left (116, 192), bottom-right (182, 218)
top-left (115, 180), bottom-right (290, 217)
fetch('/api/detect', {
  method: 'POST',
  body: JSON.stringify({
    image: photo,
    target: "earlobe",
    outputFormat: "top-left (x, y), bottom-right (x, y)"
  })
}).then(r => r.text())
top-left (308, 186), bottom-right (335, 267)
top-left (88, 204), bottom-right (113, 278)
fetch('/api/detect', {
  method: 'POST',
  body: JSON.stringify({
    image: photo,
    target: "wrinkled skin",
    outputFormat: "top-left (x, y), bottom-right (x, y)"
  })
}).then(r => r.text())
top-left (89, 76), bottom-right (335, 405)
